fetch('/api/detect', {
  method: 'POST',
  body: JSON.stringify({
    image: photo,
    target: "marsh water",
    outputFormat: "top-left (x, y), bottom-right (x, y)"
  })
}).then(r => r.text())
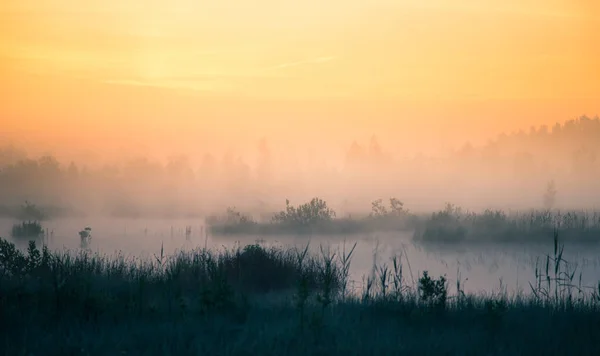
top-left (3, 217), bottom-right (600, 296)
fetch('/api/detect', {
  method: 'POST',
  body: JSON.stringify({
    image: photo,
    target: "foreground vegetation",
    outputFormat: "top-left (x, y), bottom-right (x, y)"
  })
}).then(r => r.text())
top-left (2, 234), bottom-right (600, 355)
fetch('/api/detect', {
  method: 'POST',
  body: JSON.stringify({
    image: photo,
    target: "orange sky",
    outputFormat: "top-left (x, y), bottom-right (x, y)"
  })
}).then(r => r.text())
top-left (1, 0), bottom-right (599, 162)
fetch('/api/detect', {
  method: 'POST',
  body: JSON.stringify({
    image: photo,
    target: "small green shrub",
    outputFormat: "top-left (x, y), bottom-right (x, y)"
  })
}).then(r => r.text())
top-left (418, 271), bottom-right (447, 309)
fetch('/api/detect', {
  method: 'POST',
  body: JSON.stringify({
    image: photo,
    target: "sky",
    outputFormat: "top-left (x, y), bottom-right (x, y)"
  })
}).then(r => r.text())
top-left (1, 0), bottom-right (599, 164)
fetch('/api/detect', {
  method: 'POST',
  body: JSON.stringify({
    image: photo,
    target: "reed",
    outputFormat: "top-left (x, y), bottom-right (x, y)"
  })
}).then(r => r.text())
top-left (1, 231), bottom-right (600, 355)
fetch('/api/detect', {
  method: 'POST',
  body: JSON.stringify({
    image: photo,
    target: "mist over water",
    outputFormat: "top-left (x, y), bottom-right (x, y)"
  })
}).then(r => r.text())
top-left (2, 116), bottom-right (600, 296)
top-left (2, 116), bottom-right (600, 214)
top-left (3, 214), bottom-right (600, 296)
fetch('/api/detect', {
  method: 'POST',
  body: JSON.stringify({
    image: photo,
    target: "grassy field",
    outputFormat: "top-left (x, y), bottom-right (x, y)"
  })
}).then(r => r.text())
top-left (2, 233), bottom-right (600, 355)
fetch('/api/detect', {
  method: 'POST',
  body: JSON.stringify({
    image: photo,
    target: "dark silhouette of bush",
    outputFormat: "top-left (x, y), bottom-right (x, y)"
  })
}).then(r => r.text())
top-left (418, 271), bottom-right (447, 309)
top-left (10, 221), bottom-right (44, 240)
top-left (220, 243), bottom-right (333, 293)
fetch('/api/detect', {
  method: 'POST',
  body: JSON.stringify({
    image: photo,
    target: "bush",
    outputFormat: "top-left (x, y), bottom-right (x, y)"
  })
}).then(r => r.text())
top-left (417, 203), bottom-right (467, 242)
top-left (220, 243), bottom-right (333, 293)
top-left (207, 198), bottom-right (416, 235)
top-left (206, 207), bottom-right (256, 225)
top-left (272, 198), bottom-right (336, 227)
top-left (0, 238), bottom-right (51, 277)
top-left (10, 221), bottom-right (44, 240)
top-left (418, 271), bottom-right (447, 309)
top-left (205, 207), bottom-right (258, 234)
top-left (369, 198), bottom-right (406, 218)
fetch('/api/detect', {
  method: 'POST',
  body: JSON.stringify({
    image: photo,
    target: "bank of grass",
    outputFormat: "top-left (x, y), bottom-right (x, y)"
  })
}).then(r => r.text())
top-left (207, 198), bottom-right (415, 236)
top-left (207, 199), bottom-right (600, 244)
top-left (1, 234), bottom-right (600, 355)
top-left (207, 216), bottom-right (414, 235)
top-left (415, 204), bottom-right (600, 243)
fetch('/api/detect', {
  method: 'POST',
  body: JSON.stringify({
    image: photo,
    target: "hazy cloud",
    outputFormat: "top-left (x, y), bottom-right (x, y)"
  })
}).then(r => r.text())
top-left (264, 56), bottom-right (336, 71)
top-left (100, 56), bottom-right (335, 91)
top-left (103, 78), bottom-right (216, 92)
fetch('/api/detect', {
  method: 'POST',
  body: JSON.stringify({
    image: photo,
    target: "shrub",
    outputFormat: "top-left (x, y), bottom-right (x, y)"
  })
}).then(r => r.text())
top-left (206, 207), bottom-right (255, 225)
top-left (418, 271), bottom-right (447, 309)
top-left (0, 238), bottom-right (51, 277)
top-left (272, 198), bottom-right (336, 227)
top-left (220, 243), bottom-right (333, 293)
top-left (370, 199), bottom-right (388, 217)
top-left (418, 204), bottom-right (467, 242)
top-left (370, 197), bottom-right (406, 218)
top-left (11, 221), bottom-right (44, 240)
top-left (205, 207), bottom-right (258, 234)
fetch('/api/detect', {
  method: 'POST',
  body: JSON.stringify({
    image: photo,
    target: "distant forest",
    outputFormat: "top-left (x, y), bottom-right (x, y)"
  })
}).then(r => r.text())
top-left (1, 116), bottom-right (599, 217)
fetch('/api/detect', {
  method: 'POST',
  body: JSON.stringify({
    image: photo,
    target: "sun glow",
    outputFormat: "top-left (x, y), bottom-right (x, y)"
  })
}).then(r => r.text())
top-left (0, 0), bottom-right (598, 161)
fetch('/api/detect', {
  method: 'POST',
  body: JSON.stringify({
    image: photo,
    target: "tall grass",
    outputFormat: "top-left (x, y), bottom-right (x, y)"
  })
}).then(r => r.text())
top-left (1, 233), bottom-right (600, 355)
top-left (414, 204), bottom-right (600, 243)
